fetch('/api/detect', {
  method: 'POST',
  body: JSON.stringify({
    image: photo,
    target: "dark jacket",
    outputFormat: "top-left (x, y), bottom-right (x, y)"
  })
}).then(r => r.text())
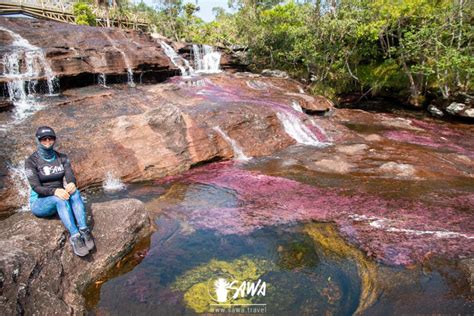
top-left (25, 151), bottom-right (77, 198)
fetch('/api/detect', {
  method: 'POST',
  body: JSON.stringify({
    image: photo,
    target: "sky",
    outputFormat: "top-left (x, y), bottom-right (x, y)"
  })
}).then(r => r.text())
top-left (136, 0), bottom-right (235, 22)
top-left (186, 0), bottom-right (235, 22)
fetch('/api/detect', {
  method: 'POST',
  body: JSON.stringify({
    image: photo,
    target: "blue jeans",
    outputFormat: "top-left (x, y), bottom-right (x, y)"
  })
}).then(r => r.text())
top-left (31, 190), bottom-right (87, 235)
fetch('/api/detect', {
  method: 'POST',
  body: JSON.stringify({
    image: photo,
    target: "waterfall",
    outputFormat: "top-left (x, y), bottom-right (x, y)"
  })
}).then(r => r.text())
top-left (101, 30), bottom-right (135, 86)
top-left (103, 172), bottom-right (126, 192)
top-left (8, 160), bottom-right (30, 212)
top-left (213, 126), bottom-right (250, 161)
top-left (291, 101), bottom-right (303, 113)
top-left (98, 73), bottom-right (107, 87)
top-left (160, 41), bottom-right (194, 77)
top-left (276, 111), bottom-right (324, 147)
top-left (1, 26), bottom-right (58, 122)
top-left (192, 44), bottom-right (221, 74)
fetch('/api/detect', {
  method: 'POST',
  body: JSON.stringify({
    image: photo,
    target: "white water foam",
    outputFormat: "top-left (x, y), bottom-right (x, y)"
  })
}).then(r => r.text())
top-left (192, 44), bottom-right (222, 74)
top-left (1, 26), bottom-right (58, 124)
top-left (291, 101), bottom-right (303, 113)
top-left (103, 172), bottom-right (126, 192)
top-left (277, 111), bottom-right (324, 147)
top-left (160, 41), bottom-right (195, 77)
top-left (8, 160), bottom-right (30, 212)
top-left (213, 126), bottom-right (250, 161)
top-left (349, 214), bottom-right (474, 240)
top-left (98, 73), bottom-right (107, 87)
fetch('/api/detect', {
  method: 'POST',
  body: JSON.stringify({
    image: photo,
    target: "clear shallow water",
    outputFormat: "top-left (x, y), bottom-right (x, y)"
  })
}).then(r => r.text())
top-left (83, 158), bottom-right (472, 315)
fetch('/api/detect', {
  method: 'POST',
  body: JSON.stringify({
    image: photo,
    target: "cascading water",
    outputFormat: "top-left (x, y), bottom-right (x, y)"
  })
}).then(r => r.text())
top-left (277, 111), bottom-right (325, 147)
top-left (8, 160), bottom-right (30, 212)
top-left (291, 101), bottom-right (303, 113)
top-left (98, 73), bottom-right (107, 87)
top-left (192, 44), bottom-right (221, 74)
top-left (213, 126), bottom-right (250, 161)
top-left (103, 172), bottom-right (126, 192)
top-left (101, 30), bottom-right (135, 86)
top-left (160, 41), bottom-right (195, 77)
top-left (1, 26), bottom-right (58, 122)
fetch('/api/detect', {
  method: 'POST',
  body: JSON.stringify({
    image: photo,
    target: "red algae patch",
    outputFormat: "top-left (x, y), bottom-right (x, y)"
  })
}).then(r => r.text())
top-left (156, 162), bottom-right (474, 266)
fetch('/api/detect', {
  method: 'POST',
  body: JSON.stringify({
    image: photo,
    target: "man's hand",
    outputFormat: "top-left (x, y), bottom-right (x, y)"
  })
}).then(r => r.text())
top-left (54, 188), bottom-right (70, 200)
top-left (65, 183), bottom-right (77, 194)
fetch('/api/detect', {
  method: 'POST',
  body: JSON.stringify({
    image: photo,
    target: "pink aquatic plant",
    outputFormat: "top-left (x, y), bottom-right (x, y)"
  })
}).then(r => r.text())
top-left (155, 162), bottom-right (474, 266)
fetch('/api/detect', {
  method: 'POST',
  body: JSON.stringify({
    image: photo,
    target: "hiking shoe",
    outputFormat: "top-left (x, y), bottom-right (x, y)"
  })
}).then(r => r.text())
top-left (79, 228), bottom-right (95, 251)
top-left (70, 234), bottom-right (89, 257)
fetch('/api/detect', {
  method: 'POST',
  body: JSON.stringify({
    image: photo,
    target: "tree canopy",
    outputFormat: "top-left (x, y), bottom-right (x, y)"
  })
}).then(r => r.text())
top-left (87, 0), bottom-right (474, 103)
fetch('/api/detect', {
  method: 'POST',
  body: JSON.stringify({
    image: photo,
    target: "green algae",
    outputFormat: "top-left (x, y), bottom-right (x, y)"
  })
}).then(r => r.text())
top-left (303, 222), bottom-right (380, 315)
top-left (172, 257), bottom-right (275, 313)
top-left (277, 240), bottom-right (320, 270)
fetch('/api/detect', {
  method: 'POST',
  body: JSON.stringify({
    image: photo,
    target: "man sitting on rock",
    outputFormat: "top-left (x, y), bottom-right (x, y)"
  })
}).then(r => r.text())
top-left (25, 126), bottom-right (94, 257)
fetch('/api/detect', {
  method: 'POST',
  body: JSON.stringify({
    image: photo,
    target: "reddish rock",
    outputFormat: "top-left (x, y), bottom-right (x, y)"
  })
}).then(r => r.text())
top-left (0, 99), bottom-right (13, 111)
top-left (1, 74), bottom-right (340, 216)
top-left (0, 198), bottom-right (151, 314)
top-left (0, 17), bottom-right (177, 86)
top-left (286, 92), bottom-right (334, 113)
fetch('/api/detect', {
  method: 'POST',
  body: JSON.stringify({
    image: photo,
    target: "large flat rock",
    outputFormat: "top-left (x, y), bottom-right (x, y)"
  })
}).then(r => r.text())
top-left (0, 198), bottom-right (151, 315)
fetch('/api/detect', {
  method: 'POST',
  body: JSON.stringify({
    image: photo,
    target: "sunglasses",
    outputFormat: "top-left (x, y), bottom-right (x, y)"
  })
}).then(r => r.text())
top-left (39, 136), bottom-right (56, 142)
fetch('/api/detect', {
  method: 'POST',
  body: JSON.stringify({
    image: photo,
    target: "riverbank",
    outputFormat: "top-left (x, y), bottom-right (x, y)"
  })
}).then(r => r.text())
top-left (0, 17), bottom-right (472, 315)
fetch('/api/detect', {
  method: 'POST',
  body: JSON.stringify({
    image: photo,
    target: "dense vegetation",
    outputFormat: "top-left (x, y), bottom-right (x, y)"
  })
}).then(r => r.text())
top-left (77, 0), bottom-right (473, 105)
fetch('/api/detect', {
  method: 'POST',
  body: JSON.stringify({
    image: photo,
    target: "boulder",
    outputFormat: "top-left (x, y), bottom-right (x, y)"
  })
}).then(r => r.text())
top-left (261, 69), bottom-right (289, 79)
top-left (219, 49), bottom-right (249, 72)
top-left (446, 102), bottom-right (466, 115)
top-left (427, 104), bottom-right (444, 117)
top-left (444, 102), bottom-right (474, 119)
top-left (285, 92), bottom-right (334, 114)
top-left (0, 198), bottom-right (151, 315)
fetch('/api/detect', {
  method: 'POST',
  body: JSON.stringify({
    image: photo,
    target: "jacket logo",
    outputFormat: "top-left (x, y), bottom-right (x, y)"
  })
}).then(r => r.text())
top-left (42, 165), bottom-right (63, 176)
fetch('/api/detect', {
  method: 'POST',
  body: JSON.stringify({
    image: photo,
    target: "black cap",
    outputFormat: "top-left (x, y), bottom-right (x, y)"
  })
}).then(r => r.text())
top-left (35, 126), bottom-right (56, 140)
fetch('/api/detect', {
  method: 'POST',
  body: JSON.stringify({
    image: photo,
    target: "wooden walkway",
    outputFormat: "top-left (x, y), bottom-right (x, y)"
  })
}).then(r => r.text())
top-left (0, 0), bottom-right (150, 31)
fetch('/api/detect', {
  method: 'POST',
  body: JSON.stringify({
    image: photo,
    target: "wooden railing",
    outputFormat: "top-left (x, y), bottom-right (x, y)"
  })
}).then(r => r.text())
top-left (0, 0), bottom-right (150, 31)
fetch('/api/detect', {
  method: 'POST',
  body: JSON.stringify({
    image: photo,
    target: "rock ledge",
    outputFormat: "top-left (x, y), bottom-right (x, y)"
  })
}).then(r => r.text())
top-left (0, 198), bottom-right (151, 315)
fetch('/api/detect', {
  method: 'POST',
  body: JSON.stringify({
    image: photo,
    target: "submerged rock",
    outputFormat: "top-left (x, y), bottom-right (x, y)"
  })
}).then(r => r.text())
top-left (304, 223), bottom-right (380, 315)
top-left (379, 162), bottom-right (416, 178)
top-left (154, 162), bottom-right (474, 266)
top-left (172, 257), bottom-right (274, 313)
top-left (0, 198), bottom-right (150, 315)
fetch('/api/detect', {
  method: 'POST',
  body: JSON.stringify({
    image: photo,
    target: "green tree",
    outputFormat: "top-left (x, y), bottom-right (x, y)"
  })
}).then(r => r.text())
top-left (73, 2), bottom-right (97, 26)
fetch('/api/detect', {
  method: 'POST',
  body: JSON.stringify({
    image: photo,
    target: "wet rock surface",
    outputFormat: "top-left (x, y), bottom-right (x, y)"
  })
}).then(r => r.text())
top-left (0, 73), bottom-right (338, 216)
top-left (0, 17), bottom-right (177, 90)
top-left (0, 198), bottom-right (150, 315)
top-left (0, 18), bottom-right (472, 315)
